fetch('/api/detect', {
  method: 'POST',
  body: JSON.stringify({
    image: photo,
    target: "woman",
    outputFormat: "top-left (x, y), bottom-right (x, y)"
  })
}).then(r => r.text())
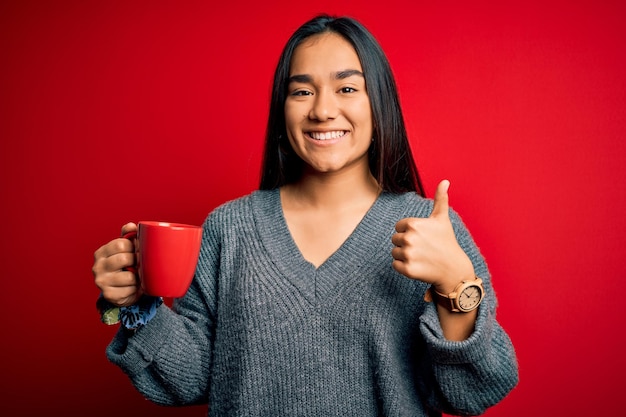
top-left (93, 14), bottom-right (518, 416)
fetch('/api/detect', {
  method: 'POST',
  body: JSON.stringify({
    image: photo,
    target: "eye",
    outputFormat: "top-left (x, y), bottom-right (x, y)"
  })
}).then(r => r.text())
top-left (340, 87), bottom-right (357, 93)
top-left (290, 89), bottom-right (313, 97)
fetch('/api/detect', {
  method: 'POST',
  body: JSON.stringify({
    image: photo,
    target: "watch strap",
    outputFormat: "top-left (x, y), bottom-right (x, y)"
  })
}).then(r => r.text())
top-left (430, 287), bottom-right (461, 312)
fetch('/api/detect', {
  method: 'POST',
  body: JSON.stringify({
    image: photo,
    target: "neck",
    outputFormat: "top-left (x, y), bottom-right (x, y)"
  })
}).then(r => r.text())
top-left (282, 165), bottom-right (381, 210)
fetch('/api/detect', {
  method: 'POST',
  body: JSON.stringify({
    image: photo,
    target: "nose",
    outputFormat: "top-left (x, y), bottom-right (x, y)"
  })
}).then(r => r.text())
top-left (308, 90), bottom-right (337, 121)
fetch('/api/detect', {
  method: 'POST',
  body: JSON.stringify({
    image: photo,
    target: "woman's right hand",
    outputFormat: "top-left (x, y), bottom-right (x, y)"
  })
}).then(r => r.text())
top-left (92, 222), bottom-right (142, 307)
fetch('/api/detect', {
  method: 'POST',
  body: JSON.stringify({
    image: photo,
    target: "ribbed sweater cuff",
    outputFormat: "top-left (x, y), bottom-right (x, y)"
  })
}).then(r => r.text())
top-left (106, 306), bottom-right (173, 376)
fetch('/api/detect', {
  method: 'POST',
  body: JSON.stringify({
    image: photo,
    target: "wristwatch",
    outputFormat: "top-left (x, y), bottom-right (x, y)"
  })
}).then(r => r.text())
top-left (428, 277), bottom-right (485, 313)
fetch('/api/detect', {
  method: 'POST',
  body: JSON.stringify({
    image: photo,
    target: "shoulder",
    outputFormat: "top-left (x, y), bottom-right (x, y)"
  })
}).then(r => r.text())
top-left (203, 189), bottom-right (277, 230)
top-left (384, 191), bottom-right (433, 218)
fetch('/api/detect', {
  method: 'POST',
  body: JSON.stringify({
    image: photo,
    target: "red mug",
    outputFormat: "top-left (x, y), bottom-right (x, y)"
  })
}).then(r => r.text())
top-left (124, 221), bottom-right (203, 298)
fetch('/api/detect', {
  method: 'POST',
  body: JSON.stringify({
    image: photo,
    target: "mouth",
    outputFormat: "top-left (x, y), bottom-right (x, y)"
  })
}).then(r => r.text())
top-left (307, 130), bottom-right (348, 141)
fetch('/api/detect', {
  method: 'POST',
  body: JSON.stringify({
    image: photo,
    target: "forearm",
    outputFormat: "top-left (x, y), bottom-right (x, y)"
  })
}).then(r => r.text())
top-left (420, 302), bottom-right (519, 415)
top-left (106, 299), bottom-right (214, 405)
top-left (436, 304), bottom-right (478, 341)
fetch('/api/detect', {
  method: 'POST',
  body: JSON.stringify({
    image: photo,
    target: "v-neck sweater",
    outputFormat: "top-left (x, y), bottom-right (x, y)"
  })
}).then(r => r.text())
top-left (107, 189), bottom-right (518, 416)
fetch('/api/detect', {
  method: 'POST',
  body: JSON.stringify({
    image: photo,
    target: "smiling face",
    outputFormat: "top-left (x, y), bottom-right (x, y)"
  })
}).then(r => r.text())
top-left (284, 32), bottom-right (374, 178)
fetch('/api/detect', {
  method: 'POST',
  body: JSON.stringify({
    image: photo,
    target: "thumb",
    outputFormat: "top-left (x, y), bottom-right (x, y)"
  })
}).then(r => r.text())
top-left (430, 180), bottom-right (450, 218)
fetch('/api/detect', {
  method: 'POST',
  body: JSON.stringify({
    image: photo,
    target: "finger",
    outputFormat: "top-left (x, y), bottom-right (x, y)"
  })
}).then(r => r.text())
top-left (395, 218), bottom-right (408, 233)
top-left (391, 233), bottom-right (403, 247)
top-left (391, 246), bottom-right (408, 262)
top-left (98, 269), bottom-right (138, 288)
top-left (101, 285), bottom-right (141, 307)
top-left (104, 251), bottom-right (136, 274)
top-left (94, 269), bottom-right (139, 305)
top-left (430, 179), bottom-right (450, 218)
top-left (121, 222), bottom-right (137, 237)
top-left (391, 258), bottom-right (414, 280)
top-left (395, 217), bottom-right (419, 233)
top-left (391, 258), bottom-right (406, 273)
top-left (93, 252), bottom-right (136, 281)
top-left (393, 218), bottom-right (422, 245)
top-left (94, 237), bottom-right (135, 260)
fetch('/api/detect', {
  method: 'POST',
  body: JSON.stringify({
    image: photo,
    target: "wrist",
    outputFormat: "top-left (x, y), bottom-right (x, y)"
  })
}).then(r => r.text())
top-left (434, 262), bottom-right (475, 295)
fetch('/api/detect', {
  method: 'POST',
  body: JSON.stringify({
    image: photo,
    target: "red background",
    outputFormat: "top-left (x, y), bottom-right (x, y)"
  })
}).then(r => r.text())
top-left (1, 0), bottom-right (625, 415)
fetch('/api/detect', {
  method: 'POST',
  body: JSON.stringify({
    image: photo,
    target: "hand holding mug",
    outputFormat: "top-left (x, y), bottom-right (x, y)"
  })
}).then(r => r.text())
top-left (93, 221), bottom-right (203, 306)
top-left (93, 222), bottom-right (141, 307)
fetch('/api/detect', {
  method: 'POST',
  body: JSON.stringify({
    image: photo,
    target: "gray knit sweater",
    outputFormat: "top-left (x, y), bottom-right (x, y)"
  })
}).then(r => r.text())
top-left (107, 189), bottom-right (518, 416)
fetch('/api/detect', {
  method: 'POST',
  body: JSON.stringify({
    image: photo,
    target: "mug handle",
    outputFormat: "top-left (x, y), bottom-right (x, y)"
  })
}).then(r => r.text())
top-left (122, 230), bottom-right (138, 275)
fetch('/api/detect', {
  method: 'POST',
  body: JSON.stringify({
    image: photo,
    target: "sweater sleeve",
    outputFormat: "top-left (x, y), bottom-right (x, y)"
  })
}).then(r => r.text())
top-left (105, 214), bottom-right (221, 406)
top-left (418, 209), bottom-right (519, 415)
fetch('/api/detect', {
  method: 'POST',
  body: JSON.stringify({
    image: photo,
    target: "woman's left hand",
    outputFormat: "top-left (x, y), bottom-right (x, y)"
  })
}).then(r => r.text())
top-left (391, 180), bottom-right (475, 295)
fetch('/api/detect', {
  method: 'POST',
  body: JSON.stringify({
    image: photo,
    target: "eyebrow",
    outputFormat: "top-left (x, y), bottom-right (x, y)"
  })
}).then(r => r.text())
top-left (335, 69), bottom-right (364, 79)
top-left (288, 69), bottom-right (364, 85)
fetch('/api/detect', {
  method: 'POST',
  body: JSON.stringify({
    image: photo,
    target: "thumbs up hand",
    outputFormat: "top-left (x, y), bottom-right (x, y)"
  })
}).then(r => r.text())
top-left (391, 180), bottom-right (475, 294)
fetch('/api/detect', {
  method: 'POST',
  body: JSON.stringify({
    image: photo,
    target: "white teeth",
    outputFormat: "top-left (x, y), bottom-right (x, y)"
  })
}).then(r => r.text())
top-left (310, 131), bottom-right (346, 140)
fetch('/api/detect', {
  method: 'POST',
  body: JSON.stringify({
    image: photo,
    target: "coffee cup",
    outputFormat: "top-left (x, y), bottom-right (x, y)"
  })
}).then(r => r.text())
top-left (124, 221), bottom-right (203, 298)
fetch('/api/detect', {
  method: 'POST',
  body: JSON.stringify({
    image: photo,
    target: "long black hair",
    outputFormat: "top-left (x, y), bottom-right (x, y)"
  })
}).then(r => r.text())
top-left (259, 14), bottom-right (425, 196)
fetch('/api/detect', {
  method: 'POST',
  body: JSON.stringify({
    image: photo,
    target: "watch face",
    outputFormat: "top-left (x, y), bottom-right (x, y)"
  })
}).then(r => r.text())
top-left (459, 285), bottom-right (483, 311)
